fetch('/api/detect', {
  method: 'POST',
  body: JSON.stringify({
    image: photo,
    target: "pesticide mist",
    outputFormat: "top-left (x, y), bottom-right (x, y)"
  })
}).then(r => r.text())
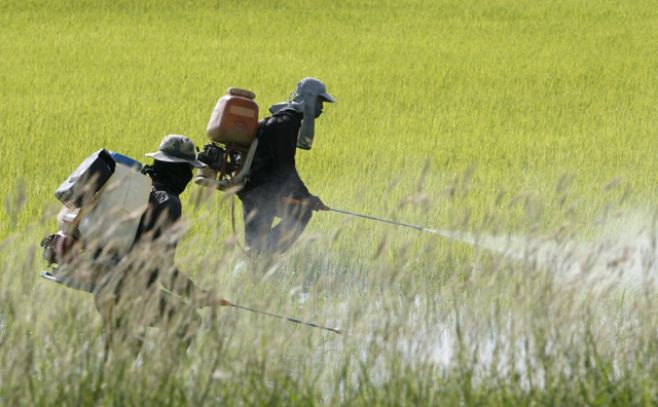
top-left (2, 0), bottom-right (658, 404)
top-left (451, 212), bottom-right (658, 291)
top-left (353, 211), bottom-right (658, 382)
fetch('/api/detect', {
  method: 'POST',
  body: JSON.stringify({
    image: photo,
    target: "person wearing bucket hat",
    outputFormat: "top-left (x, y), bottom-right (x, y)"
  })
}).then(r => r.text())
top-left (139, 134), bottom-right (205, 237)
top-left (145, 134), bottom-right (206, 168)
top-left (93, 135), bottom-right (225, 355)
top-left (237, 77), bottom-right (336, 255)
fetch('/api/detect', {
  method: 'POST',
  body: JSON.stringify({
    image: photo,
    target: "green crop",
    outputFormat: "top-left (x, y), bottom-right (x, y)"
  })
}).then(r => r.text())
top-left (1, 0), bottom-right (657, 405)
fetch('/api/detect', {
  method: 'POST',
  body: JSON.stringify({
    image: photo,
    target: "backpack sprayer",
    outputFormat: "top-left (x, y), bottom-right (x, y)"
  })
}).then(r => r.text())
top-left (195, 88), bottom-right (260, 191)
top-left (40, 150), bottom-right (151, 290)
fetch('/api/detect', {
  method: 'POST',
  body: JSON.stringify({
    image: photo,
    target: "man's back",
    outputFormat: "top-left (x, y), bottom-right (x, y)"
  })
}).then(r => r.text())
top-left (242, 110), bottom-right (310, 199)
top-left (134, 183), bottom-right (182, 243)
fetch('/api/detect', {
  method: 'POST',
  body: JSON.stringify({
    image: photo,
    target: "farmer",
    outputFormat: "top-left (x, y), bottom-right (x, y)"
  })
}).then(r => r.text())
top-left (94, 135), bottom-right (226, 355)
top-left (237, 77), bottom-right (336, 255)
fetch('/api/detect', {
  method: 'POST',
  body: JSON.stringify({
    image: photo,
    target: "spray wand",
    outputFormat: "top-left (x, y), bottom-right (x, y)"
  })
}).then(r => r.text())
top-left (211, 297), bottom-right (341, 334)
top-left (325, 207), bottom-right (452, 238)
top-left (284, 197), bottom-right (452, 239)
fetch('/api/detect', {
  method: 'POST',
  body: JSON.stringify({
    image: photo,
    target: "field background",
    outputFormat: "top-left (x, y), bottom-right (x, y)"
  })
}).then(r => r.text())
top-left (1, 0), bottom-right (657, 405)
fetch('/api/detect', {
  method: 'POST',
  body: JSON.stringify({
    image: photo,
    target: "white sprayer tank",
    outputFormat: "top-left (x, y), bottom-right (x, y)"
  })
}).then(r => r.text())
top-left (78, 162), bottom-right (151, 255)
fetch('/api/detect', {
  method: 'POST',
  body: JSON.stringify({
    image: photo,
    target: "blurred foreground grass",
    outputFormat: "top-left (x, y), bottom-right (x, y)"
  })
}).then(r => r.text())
top-left (1, 178), bottom-right (657, 405)
top-left (1, 0), bottom-right (658, 404)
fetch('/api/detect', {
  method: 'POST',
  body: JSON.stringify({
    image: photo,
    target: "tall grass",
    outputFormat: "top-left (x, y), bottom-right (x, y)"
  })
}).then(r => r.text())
top-left (1, 0), bottom-right (657, 405)
top-left (2, 0), bottom-right (657, 236)
top-left (1, 182), bottom-right (657, 405)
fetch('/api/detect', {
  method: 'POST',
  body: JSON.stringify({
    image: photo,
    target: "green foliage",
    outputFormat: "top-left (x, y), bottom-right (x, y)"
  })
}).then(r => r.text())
top-left (1, 0), bottom-right (657, 405)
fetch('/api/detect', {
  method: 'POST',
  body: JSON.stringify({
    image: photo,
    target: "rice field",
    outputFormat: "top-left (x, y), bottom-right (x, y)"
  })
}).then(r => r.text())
top-left (1, 0), bottom-right (657, 405)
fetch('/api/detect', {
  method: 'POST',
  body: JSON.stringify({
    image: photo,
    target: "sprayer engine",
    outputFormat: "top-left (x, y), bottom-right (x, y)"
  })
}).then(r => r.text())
top-left (197, 143), bottom-right (242, 177)
top-left (195, 87), bottom-right (259, 191)
top-left (41, 231), bottom-right (78, 265)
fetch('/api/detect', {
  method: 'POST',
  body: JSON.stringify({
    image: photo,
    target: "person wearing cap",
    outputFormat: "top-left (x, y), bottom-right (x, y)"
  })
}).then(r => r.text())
top-left (94, 135), bottom-right (226, 355)
top-left (237, 77), bottom-right (336, 255)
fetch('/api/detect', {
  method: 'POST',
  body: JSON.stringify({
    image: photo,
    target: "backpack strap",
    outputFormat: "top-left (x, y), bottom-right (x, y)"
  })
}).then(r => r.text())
top-left (256, 116), bottom-right (271, 141)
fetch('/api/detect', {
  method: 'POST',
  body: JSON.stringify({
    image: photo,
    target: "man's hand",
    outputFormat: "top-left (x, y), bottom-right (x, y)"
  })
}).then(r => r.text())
top-left (196, 290), bottom-right (231, 307)
top-left (216, 297), bottom-right (231, 306)
top-left (306, 195), bottom-right (329, 211)
top-left (281, 195), bottom-right (329, 211)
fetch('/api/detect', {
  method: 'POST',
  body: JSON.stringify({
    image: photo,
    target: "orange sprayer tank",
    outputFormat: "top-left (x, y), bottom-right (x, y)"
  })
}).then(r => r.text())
top-left (206, 88), bottom-right (259, 145)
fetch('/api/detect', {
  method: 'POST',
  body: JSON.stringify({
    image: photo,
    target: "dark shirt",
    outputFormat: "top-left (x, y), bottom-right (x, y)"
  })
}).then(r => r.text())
top-left (134, 182), bottom-right (182, 242)
top-left (241, 110), bottom-right (311, 200)
top-left (131, 181), bottom-right (195, 298)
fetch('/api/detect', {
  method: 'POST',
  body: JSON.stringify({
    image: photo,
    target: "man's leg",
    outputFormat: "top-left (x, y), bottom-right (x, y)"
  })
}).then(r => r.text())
top-left (157, 291), bottom-right (201, 351)
top-left (94, 291), bottom-right (145, 360)
top-left (268, 201), bottom-right (313, 253)
top-left (241, 195), bottom-right (276, 254)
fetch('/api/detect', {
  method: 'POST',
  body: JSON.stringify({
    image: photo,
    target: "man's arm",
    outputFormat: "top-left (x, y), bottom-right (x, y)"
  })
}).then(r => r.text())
top-left (159, 265), bottom-right (228, 306)
top-left (162, 266), bottom-right (199, 299)
top-left (137, 192), bottom-right (202, 301)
